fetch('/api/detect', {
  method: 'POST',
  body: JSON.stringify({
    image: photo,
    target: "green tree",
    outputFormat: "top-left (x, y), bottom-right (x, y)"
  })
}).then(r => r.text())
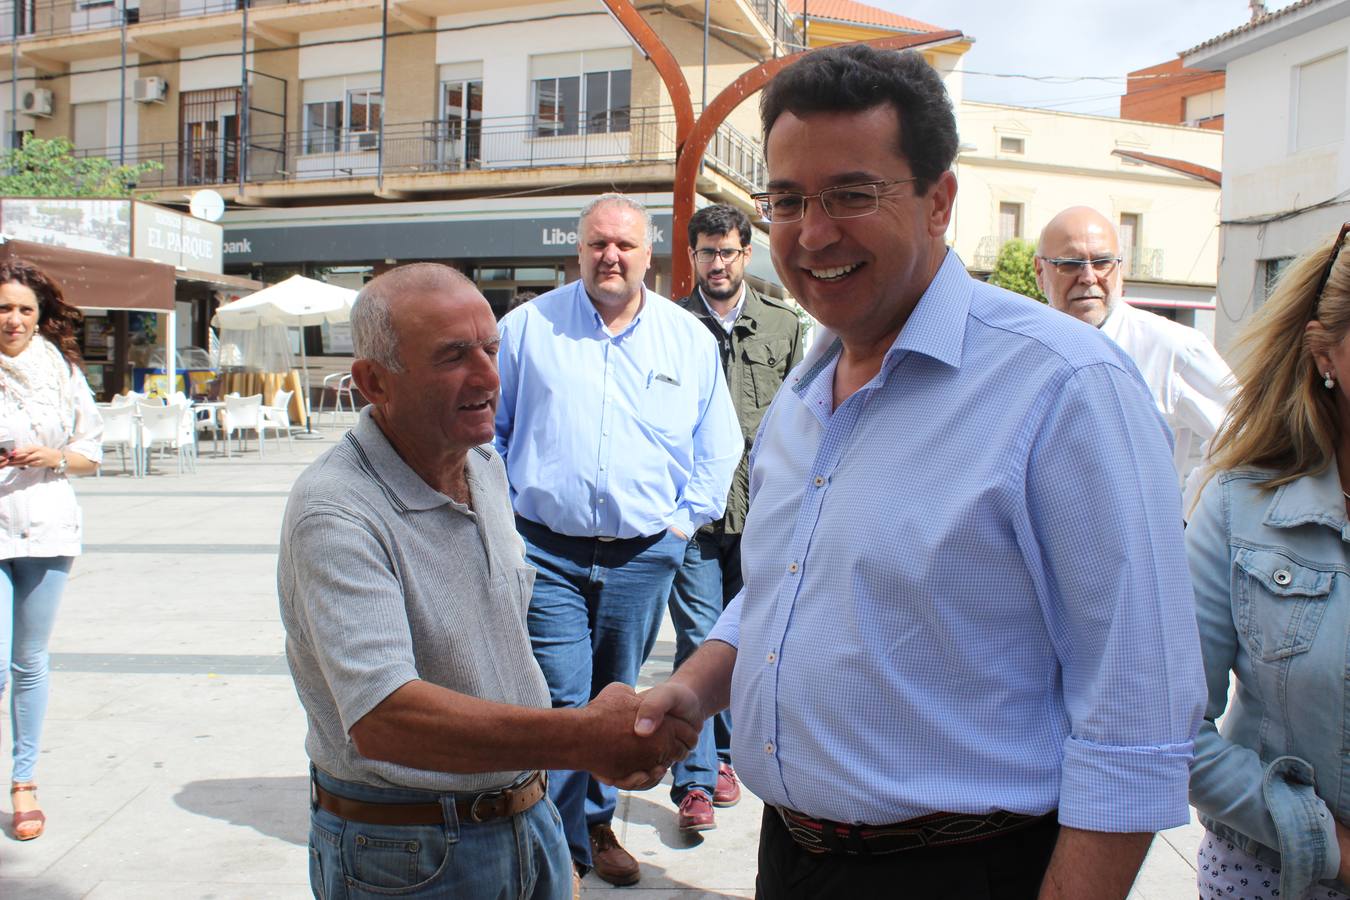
top-left (0, 135), bottom-right (162, 198)
top-left (988, 237), bottom-right (1046, 303)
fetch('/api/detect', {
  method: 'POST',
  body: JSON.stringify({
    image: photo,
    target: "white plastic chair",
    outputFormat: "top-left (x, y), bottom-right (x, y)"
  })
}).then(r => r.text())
top-left (318, 372), bottom-right (356, 426)
top-left (137, 401), bottom-right (195, 474)
top-left (110, 390), bottom-right (145, 408)
top-left (98, 403), bottom-right (141, 477)
top-left (221, 394), bottom-right (265, 458)
top-left (260, 389), bottom-right (294, 450)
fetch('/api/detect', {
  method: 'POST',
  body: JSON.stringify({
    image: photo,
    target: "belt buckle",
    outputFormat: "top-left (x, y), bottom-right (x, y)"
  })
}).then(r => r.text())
top-left (469, 786), bottom-right (507, 823)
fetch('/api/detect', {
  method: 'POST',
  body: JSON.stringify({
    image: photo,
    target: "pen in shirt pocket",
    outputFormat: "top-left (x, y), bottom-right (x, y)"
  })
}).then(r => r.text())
top-left (653, 372), bottom-right (680, 386)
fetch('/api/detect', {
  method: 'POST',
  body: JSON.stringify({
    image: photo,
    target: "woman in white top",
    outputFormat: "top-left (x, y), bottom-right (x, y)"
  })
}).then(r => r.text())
top-left (0, 260), bottom-right (102, 842)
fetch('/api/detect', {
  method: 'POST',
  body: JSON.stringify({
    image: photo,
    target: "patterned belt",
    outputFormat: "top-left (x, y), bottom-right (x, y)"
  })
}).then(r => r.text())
top-left (312, 771), bottom-right (545, 826)
top-left (775, 806), bottom-right (1054, 856)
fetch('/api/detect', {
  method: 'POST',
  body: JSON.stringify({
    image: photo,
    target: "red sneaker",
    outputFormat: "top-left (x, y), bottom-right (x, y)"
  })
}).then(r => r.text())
top-left (713, 762), bottom-right (741, 808)
top-left (677, 790), bottom-right (716, 832)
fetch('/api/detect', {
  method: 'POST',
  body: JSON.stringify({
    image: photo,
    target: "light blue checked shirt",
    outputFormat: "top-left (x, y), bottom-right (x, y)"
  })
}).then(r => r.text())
top-left (708, 250), bottom-right (1205, 832)
top-left (494, 280), bottom-right (741, 539)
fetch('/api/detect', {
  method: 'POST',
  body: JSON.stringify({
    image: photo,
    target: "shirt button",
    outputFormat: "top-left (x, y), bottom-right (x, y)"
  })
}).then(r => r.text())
top-left (602, 431), bottom-right (609, 437)
top-left (764, 742), bottom-right (774, 754)
top-left (598, 498), bottom-right (606, 504)
top-left (813, 476), bottom-right (825, 487)
top-left (766, 650), bottom-right (776, 663)
top-left (1272, 569), bottom-right (1292, 586)
top-left (787, 562), bottom-right (799, 574)
top-left (600, 465), bottom-right (606, 471)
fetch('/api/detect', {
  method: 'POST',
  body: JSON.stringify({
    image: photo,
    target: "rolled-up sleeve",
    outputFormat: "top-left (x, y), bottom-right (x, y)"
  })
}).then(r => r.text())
top-left (1026, 361), bottom-right (1205, 832)
top-left (1186, 478), bottom-right (1340, 896)
top-left (672, 340), bottom-right (742, 537)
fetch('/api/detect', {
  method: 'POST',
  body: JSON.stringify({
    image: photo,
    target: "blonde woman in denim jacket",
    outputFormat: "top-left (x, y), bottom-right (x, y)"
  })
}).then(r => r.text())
top-left (0, 260), bottom-right (102, 844)
top-left (1187, 224), bottom-right (1350, 900)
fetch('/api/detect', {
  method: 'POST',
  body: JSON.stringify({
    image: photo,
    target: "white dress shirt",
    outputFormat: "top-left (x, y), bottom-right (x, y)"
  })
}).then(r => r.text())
top-left (1099, 302), bottom-right (1233, 493)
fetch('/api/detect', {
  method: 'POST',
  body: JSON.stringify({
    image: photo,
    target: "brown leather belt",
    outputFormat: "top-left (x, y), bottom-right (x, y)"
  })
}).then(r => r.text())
top-left (775, 806), bottom-right (1055, 856)
top-left (312, 771), bottom-right (545, 826)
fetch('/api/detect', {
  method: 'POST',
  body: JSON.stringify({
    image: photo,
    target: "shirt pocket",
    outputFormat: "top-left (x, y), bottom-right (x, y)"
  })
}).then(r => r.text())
top-left (1233, 548), bottom-right (1334, 662)
top-left (638, 374), bottom-right (698, 440)
top-left (743, 337), bottom-right (792, 408)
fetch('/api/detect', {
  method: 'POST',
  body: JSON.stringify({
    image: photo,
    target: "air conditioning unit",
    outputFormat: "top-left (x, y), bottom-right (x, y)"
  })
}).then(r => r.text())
top-left (132, 76), bottom-right (168, 103)
top-left (356, 131), bottom-right (379, 150)
top-left (20, 88), bottom-right (53, 118)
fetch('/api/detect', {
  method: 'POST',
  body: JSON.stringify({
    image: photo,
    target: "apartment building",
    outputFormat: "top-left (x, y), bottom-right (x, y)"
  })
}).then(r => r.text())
top-left (1186, 0), bottom-right (1350, 353)
top-left (0, 0), bottom-right (966, 352)
top-left (1121, 57), bottom-right (1226, 130)
top-left (955, 101), bottom-right (1223, 332)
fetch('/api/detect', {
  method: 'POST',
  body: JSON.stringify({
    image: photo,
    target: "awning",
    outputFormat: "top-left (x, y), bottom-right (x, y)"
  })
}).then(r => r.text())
top-left (176, 268), bottom-right (262, 292)
top-left (0, 238), bottom-right (176, 312)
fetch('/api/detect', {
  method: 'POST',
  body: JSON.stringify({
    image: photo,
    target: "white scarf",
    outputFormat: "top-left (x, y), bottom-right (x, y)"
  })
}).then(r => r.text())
top-left (0, 334), bottom-right (76, 447)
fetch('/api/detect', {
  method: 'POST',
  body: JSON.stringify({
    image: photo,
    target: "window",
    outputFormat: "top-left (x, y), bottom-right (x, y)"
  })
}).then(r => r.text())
top-left (347, 88), bottom-right (382, 135)
top-left (180, 87), bottom-right (240, 185)
top-left (998, 202), bottom-right (1023, 244)
top-left (72, 101), bottom-right (110, 152)
top-left (304, 101), bottom-right (341, 154)
top-left (1295, 52), bottom-right (1347, 151)
top-left (998, 135), bottom-right (1024, 154)
top-left (1119, 213), bottom-right (1140, 275)
top-left (1263, 257), bottom-right (1294, 300)
top-left (1184, 88), bottom-right (1225, 126)
top-left (440, 77), bottom-right (483, 169)
top-left (585, 69), bottom-right (630, 134)
top-left (534, 75), bottom-right (580, 137)
top-left (531, 50), bottom-right (631, 138)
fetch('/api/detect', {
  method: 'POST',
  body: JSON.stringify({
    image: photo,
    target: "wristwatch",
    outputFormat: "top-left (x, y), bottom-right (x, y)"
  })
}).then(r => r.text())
top-left (55, 452), bottom-right (68, 475)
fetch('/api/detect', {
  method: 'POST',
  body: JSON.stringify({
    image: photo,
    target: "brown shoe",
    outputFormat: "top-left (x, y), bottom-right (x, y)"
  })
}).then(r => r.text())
top-left (572, 864), bottom-right (583, 900)
top-left (677, 790), bottom-right (716, 832)
top-left (10, 783), bottom-right (45, 841)
top-left (588, 822), bottom-right (639, 886)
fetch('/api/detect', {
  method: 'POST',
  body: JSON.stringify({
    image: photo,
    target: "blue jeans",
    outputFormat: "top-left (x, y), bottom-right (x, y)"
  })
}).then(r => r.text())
top-left (308, 766), bottom-right (571, 900)
top-left (667, 531), bottom-right (740, 803)
top-left (517, 517), bottom-right (686, 868)
top-left (0, 556), bottom-right (72, 783)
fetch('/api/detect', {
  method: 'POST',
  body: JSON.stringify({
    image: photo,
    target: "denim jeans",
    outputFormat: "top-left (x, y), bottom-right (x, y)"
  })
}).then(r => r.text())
top-left (308, 766), bottom-right (571, 900)
top-left (0, 556), bottom-right (72, 783)
top-left (517, 517), bottom-right (685, 868)
top-left (667, 531), bottom-right (741, 803)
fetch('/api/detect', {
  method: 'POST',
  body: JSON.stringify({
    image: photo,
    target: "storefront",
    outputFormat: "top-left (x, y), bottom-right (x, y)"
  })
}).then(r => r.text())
top-left (221, 195), bottom-right (783, 327)
top-left (0, 198), bottom-right (259, 399)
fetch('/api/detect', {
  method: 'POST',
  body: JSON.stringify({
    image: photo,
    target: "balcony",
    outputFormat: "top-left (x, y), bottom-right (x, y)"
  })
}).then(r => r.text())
top-left (73, 106), bottom-right (767, 199)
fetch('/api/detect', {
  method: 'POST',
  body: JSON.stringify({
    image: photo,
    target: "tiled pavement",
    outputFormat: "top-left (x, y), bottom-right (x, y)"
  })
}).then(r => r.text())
top-left (0, 425), bottom-right (1203, 897)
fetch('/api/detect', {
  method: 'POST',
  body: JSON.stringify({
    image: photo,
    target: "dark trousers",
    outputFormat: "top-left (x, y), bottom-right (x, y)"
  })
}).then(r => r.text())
top-left (756, 807), bottom-right (1061, 900)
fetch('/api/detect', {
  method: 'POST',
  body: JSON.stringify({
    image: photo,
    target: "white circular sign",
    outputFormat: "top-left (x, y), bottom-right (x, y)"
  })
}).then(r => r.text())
top-left (189, 189), bottom-right (226, 222)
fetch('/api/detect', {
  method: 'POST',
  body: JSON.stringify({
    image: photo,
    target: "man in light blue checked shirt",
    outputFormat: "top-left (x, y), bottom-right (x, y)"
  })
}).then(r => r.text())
top-left (494, 193), bottom-right (742, 888)
top-left (633, 46), bottom-right (1206, 900)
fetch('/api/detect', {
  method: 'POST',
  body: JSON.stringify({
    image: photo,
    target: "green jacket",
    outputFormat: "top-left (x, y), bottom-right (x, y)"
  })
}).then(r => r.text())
top-left (678, 285), bottom-right (805, 534)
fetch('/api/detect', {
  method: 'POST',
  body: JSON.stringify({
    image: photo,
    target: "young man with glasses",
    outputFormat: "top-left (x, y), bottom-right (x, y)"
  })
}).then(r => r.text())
top-left (631, 46), bottom-right (1205, 899)
top-left (666, 203), bottom-right (804, 833)
top-left (1035, 205), bottom-right (1234, 497)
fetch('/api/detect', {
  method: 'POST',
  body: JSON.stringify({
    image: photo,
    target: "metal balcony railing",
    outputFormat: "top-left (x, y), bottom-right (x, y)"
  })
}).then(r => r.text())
top-left (705, 120), bottom-right (766, 193)
top-left (72, 108), bottom-right (684, 190)
top-left (72, 107), bottom-right (770, 195)
top-left (0, 0), bottom-right (298, 41)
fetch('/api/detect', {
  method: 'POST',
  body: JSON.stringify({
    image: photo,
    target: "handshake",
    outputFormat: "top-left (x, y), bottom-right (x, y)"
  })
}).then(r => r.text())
top-left (578, 681), bottom-right (706, 791)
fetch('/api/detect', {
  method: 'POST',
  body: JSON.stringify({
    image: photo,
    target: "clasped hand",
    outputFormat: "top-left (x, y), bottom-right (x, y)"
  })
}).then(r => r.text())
top-left (582, 682), bottom-right (703, 791)
top-left (0, 445), bottom-right (60, 470)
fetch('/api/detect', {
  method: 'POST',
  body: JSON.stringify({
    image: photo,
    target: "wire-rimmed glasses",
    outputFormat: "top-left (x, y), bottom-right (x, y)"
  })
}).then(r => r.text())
top-left (1036, 256), bottom-right (1123, 276)
top-left (750, 179), bottom-right (918, 224)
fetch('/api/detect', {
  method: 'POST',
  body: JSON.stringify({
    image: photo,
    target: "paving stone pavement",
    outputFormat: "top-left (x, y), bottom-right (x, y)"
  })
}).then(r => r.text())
top-left (0, 424), bottom-right (1203, 897)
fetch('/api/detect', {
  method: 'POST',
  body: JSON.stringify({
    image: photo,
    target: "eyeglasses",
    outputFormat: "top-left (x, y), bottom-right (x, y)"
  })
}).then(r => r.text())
top-left (750, 179), bottom-right (918, 224)
top-left (1314, 222), bottom-right (1350, 304)
top-left (692, 247), bottom-right (746, 265)
top-left (1037, 256), bottom-right (1123, 276)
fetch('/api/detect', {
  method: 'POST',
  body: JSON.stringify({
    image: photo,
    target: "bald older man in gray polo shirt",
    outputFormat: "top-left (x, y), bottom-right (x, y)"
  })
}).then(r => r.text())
top-left (278, 263), bottom-right (696, 900)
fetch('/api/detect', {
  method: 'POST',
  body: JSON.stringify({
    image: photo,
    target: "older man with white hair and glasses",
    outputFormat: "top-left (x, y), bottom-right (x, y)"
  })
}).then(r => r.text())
top-left (1036, 205), bottom-right (1235, 498)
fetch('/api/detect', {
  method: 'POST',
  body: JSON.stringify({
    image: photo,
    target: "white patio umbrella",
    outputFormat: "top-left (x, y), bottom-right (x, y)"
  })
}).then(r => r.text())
top-left (213, 274), bottom-right (358, 435)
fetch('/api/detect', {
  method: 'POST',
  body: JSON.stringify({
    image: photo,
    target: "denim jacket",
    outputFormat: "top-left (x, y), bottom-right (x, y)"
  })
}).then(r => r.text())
top-left (1186, 465), bottom-right (1349, 899)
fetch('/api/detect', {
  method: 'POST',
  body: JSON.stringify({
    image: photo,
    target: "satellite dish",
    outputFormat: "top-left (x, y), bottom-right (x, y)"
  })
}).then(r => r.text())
top-left (189, 189), bottom-right (225, 222)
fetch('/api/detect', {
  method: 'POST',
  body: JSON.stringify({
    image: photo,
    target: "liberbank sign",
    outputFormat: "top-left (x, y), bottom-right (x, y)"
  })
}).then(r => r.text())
top-left (222, 214), bottom-right (674, 264)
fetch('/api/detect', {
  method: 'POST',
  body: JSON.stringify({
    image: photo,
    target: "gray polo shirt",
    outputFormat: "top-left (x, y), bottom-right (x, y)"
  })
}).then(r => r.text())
top-left (278, 408), bottom-right (550, 792)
